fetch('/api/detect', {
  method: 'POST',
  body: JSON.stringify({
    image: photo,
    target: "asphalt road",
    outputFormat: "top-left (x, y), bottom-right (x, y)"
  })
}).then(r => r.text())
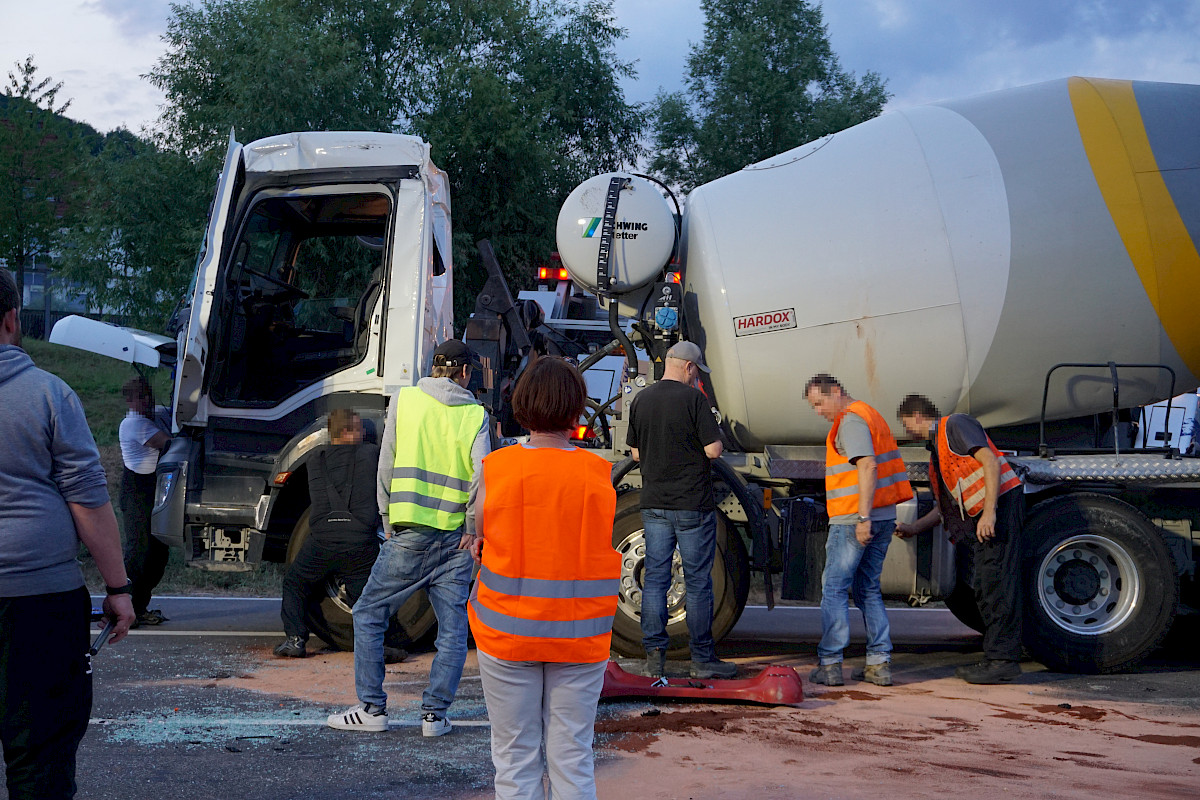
top-left (0, 599), bottom-right (1193, 800)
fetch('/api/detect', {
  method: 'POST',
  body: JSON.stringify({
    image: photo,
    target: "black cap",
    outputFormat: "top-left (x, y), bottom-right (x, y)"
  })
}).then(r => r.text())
top-left (432, 339), bottom-right (481, 369)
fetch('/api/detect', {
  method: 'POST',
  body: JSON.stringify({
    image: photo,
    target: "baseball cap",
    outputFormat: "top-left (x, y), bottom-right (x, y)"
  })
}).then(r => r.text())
top-left (666, 341), bottom-right (710, 373)
top-left (432, 339), bottom-right (481, 369)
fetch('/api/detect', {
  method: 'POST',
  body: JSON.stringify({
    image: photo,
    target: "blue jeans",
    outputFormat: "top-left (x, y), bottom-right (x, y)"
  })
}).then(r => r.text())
top-left (818, 521), bottom-right (894, 666)
top-left (640, 508), bottom-right (718, 662)
top-left (352, 526), bottom-right (473, 713)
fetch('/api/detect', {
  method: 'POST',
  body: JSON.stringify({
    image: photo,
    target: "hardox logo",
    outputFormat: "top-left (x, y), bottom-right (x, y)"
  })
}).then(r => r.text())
top-left (733, 308), bottom-right (797, 337)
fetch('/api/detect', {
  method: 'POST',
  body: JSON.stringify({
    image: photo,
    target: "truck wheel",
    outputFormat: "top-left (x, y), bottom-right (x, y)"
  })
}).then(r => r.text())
top-left (944, 539), bottom-right (985, 633)
top-left (1022, 494), bottom-right (1178, 674)
top-left (608, 496), bottom-right (751, 659)
top-left (286, 509), bottom-right (436, 650)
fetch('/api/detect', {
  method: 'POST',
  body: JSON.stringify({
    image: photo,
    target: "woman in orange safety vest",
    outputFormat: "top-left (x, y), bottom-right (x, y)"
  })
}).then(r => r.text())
top-left (469, 356), bottom-right (619, 800)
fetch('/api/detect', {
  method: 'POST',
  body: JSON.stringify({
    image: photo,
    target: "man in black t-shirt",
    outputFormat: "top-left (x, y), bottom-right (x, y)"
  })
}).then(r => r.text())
top-left (626, 341), bottom-right (737, 680)
top-left (895, 394), bottom-right (1026, 684)
top-left (275, 410), bottom-right (384, 658)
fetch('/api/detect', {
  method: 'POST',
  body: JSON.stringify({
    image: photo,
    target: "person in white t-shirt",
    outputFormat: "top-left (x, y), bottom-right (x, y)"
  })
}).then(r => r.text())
top-left (119, 377), bottom-right (172, 626)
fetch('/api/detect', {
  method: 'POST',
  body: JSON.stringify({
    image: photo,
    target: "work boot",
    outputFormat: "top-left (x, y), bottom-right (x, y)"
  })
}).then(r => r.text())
top-left (956, 659), bottom-right (1021, 684)
top-left (690, 659), bottom-right (738, 679)
top-left (136, 609), bottom-right (169, 626)
top-left (383, 646), bottom-right (408, 664)
top-left (808, 663), bottom-right (844, 686)
top-left (644, 648), bottom-right (666, 678)
top-left (851, 663), bottom-right (893, 686)
top-left (273, 635), bottom-right (307, 658)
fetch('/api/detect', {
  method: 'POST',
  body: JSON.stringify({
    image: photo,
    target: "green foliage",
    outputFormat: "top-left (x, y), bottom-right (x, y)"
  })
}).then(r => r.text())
top-left (648, 0), bottom-right (889, 191)
top-left (146, 0), bottom-right (644, 327)
top-left (408, 0), bottom-right (644, 320)
top-left (0, 57), bottom-right (88, 298)
top-left (151, 0), bottom-right (403, 156)
top-left (59, 134), bottom-right (211, 328)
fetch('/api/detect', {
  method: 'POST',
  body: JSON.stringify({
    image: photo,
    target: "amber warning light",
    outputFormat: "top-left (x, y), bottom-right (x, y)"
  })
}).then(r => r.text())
top-left (538, 267), bottom-right (571, 282)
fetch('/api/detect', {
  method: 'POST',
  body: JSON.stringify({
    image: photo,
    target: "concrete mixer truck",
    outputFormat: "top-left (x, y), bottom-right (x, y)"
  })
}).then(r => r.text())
top-left (545, 76), bottom-right (1200, 674)
top-left (49, 76), bottom-right (1198, 673)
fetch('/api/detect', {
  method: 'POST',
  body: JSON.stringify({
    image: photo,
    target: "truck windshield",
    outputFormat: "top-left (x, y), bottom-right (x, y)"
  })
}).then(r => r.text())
top-left (210, 191), bottom-right (391, 406)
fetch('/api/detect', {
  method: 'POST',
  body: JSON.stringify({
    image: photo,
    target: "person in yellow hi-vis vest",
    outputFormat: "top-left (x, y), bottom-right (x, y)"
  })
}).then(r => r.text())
top-left (805, 374), bottom-right (913, 688)
top-left (328, 340), bottom-right (491, 737)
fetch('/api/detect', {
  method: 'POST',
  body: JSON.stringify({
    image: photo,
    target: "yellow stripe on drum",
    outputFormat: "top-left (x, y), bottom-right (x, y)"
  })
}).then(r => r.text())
top-left (1069, 76), bottom-right (1200, 376)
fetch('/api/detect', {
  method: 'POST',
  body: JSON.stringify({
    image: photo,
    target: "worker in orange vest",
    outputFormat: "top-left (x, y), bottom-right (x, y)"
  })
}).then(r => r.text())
top-left (469, 357), bottom-right (620, 800)
top-left (896, 394), bottom-right (1026, 684)
top-left (805, 374), bottom-right (913, 688)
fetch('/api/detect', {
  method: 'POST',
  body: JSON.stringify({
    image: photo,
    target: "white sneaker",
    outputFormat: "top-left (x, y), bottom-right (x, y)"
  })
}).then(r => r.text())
top-left (421, 711), bottom-right (452, 737)
top-left (327, 703), bottom-right (388, 732)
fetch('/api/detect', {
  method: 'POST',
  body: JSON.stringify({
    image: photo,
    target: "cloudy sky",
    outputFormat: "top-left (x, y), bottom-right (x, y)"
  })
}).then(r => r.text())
top-left (3, 0), bottom-right (1200, 135)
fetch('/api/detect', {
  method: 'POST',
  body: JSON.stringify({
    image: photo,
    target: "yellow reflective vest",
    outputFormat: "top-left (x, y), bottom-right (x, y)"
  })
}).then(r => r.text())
top-left (387, 387), bottom-right (486, 531)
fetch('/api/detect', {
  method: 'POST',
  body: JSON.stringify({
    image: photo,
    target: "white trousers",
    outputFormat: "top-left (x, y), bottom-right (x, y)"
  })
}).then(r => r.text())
top-left (477, 651), bottom-right (608, 800)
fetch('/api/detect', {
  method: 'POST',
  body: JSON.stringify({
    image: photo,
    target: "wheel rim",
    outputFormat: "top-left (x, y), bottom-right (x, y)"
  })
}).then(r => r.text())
top-left (325, 579), bottom-right (354, 614)
top-left (614, 527), bottom-right (687, 628)
top-left (1036, 533), bottom-right (1141, 635)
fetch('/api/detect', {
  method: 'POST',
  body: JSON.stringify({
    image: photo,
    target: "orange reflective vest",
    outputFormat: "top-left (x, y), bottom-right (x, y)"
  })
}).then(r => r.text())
top-left (825, 401), bottom-right (914, 517)
top-left (931, 415), bottom-right (1022, 518)
top-left (468, 445), bottom-right (620, 663)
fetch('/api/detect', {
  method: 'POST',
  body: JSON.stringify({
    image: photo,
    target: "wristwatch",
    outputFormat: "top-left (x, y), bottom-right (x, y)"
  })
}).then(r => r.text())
top-left (106, 580), bottom-right (133, 596)
top-left (856, 515), bottom-right (871, 524)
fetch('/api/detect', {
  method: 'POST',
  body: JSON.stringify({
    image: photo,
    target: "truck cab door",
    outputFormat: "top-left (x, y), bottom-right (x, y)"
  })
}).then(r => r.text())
top-left (174, 132), bottom-right (245, 429)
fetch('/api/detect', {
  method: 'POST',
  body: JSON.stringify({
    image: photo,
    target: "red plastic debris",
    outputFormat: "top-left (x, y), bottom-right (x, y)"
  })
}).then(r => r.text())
top-left (600, 661), bottom-right (803, 706)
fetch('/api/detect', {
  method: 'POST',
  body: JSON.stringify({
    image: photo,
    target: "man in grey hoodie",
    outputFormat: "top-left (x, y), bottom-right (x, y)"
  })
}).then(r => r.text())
top-left (0, 268), bottom-right (136, 799)
top-left (328, 339), bottom-right (490, 737)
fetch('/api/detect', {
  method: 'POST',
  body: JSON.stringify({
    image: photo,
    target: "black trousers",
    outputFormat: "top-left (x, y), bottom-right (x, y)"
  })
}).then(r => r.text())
top-left (121, 468), bottom-right (169, 615)
top-left (966, 489), bottom-right (1026, 661)
top-left (280, 536), bottom-right (380, 639)
top-left (0, 587), bottom-right (93, 800)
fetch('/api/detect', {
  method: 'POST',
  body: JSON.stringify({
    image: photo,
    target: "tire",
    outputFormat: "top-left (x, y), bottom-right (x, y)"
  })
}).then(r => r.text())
top-left (609, 495), bottom-right (752, 659)
top-left (286, 509), bottom-right (436, 651)
top-left (1022, 493), bottom-right (1178, 674)
top-left (944, 539), bottom-right (985, 633)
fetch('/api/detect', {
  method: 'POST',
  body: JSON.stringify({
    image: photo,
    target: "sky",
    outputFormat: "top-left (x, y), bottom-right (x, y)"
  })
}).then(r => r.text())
top-left (2, 0), bottom-right (1200, 135)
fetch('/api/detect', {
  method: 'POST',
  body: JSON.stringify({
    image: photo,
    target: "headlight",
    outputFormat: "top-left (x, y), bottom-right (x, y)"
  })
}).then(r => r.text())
top-left (154, 468), bottom-right (178, 512)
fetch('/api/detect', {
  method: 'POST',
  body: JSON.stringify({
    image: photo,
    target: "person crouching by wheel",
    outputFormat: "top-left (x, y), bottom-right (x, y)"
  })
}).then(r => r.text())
top-left (275, 409), bottom-right (382, 658)
top-left (469, 357), bottom-right (620, 800)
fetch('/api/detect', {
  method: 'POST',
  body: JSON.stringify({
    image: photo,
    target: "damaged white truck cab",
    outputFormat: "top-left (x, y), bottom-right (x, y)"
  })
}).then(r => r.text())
top-left (155, 131), bottom-right (455, 645)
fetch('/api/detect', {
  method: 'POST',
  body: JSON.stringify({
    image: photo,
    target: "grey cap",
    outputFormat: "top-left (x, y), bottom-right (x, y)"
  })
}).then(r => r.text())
top-left (666, 341), bottom-right (710, 373)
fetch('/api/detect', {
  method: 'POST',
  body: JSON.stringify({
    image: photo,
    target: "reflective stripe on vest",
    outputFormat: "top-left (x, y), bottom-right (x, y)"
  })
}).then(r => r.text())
top-left (932, 415), bottom-right (1022, 518)
top-left (387, 386), bottom-right (486, 531)
top-left (468, 445), bottom-right (619, 663)
top-left (824, 401), bottom-right (914, 517)
top-left (478, 564), bottom-right (620, 599)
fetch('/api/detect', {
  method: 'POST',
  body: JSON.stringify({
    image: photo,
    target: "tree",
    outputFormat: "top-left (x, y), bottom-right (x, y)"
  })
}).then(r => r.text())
top-left (0, 56), bottom-right (84, 299)
top-left (146, 0), bottom-right (644, 325)
top-left (59, 132), bottom-right (210, 326)
top-left (151, 0), bottom-right (403, 157)
top-left (406, 0), bottom-right (644, 319)
top-left (648, 0), bottom-right (889, 191)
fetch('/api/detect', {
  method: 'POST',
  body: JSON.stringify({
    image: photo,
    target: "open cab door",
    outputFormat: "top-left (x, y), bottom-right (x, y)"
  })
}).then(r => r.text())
top-left (174, 132), bottom-right (244, 429)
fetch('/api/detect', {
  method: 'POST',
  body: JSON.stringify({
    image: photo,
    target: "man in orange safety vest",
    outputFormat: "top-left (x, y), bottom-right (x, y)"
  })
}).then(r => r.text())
top-left (895, 394), bottom-right (1026, 684)
top-left (805, 374), bottom-right (913, 688)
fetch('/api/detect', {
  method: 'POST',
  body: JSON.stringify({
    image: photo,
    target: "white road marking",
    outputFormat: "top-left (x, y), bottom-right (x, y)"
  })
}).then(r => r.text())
top-left (106, 630), bottom-right (284, 637)
top-left (89, 717), bottom-right (491, 729)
